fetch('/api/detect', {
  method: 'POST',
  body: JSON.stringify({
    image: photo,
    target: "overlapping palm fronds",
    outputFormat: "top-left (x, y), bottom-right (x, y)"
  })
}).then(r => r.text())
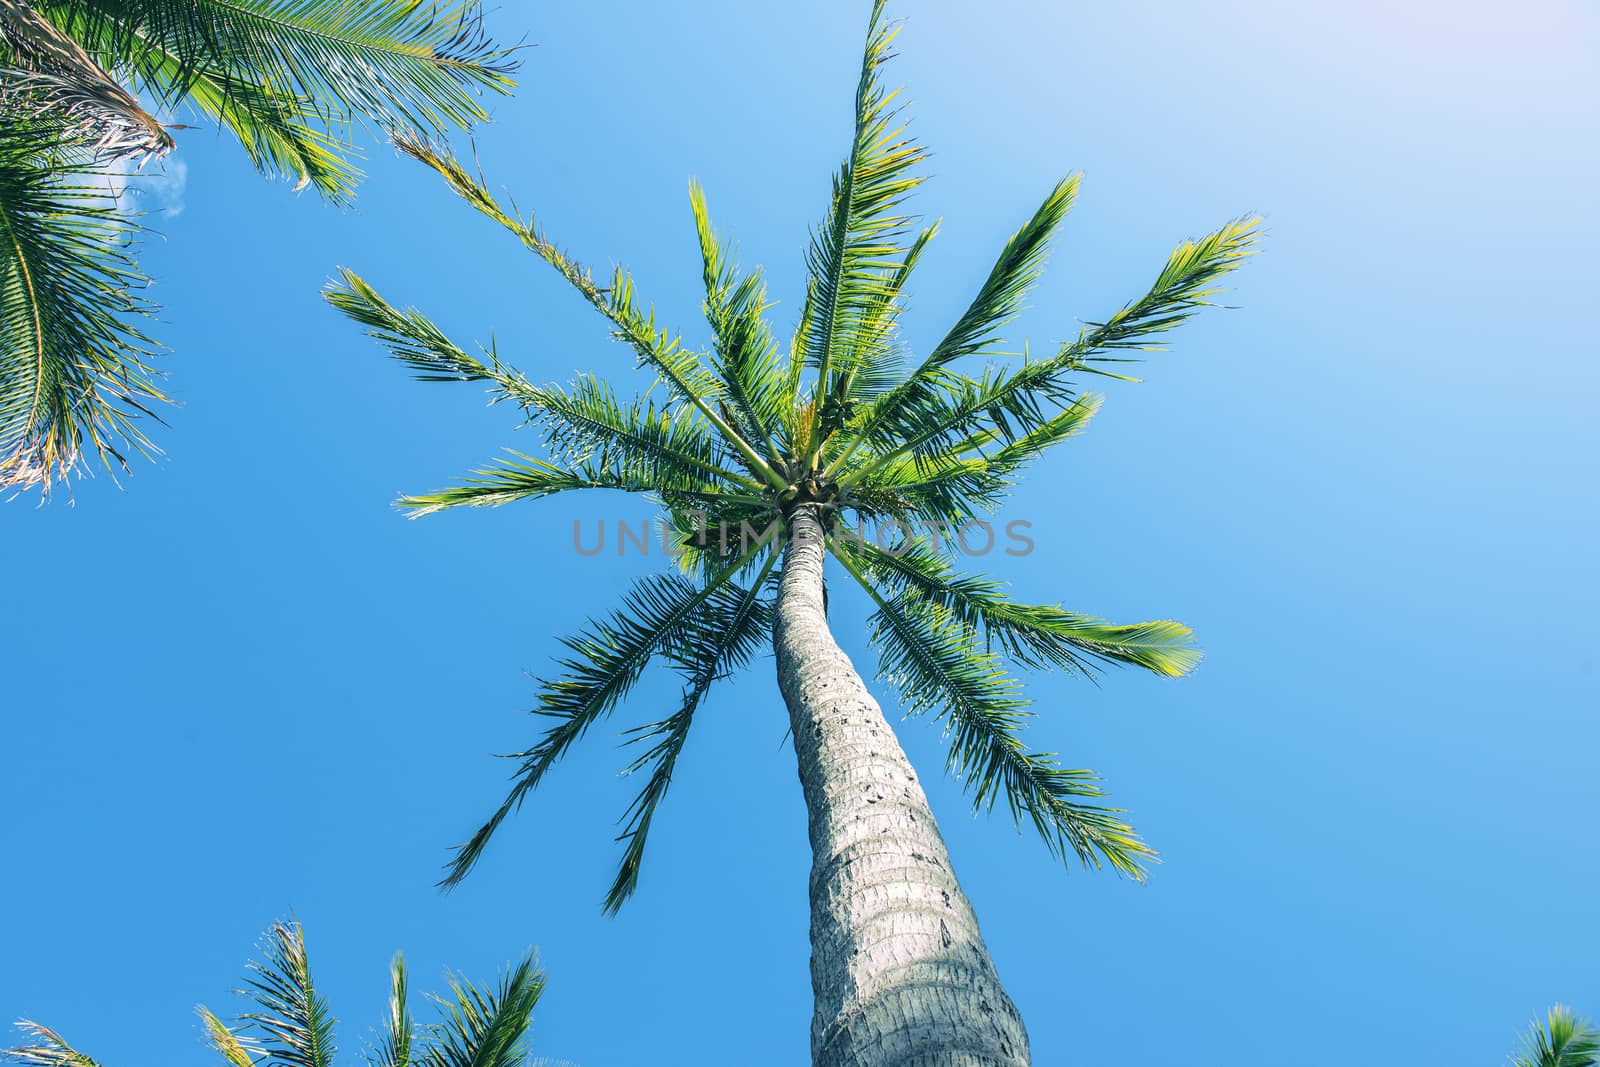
top-left (1512, 1007), bottom-right (1600, 1067)
top-left (329, 0), bottom-right (1259, 908)
top-left (0, 117), bottom-right (159, 490)
top-left (1, 0), bottom-right (517, 494)
top-left (5, 922), bottom-right (547, 1067)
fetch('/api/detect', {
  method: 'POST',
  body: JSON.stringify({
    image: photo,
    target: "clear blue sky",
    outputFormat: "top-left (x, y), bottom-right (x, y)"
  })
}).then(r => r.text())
top-left (3, 1), bottom-right (1597, 1063)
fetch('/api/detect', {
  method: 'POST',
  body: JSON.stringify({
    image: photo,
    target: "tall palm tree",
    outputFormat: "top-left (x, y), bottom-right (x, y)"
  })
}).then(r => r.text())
top-left (1512, 1007), bottom-right (1600, 1067)
top-left (0, 0), bottom-right (516, 493)
top-left (327, 5), bottom-right (1256, 1063)
top-left (4, 921), bottom-right (547, 1067)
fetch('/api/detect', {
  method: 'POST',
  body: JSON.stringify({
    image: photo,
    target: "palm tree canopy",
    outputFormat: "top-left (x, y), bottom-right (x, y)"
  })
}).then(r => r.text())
top-left (3, 922), bottom-right (546, 1067)
top-left (1512, 1007), bottom-right (1600, 1067)
top-left (327, 0), bottom-right (1259, 913)
top-left (0, 0), bottom-right (516, 493)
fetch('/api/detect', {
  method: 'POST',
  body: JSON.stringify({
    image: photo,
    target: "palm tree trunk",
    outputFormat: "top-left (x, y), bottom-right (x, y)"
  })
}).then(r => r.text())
top-left (773, 503), bottom-right (1031, 1067)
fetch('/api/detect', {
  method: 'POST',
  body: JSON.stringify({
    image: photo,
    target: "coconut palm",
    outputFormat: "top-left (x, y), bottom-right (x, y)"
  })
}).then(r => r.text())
top-left (4, 921), bottom-right (547, 1067)
top-left (1511, 1007), bottom-right (1600, 1067)
top-left (326, 4), bottom-right (1256, 1063)
top-left (0, 0), bottom-right (516, 492)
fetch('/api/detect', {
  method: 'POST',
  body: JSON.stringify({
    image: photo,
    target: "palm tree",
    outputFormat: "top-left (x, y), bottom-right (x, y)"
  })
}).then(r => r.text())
top-left (4, 921), bottom-right (547, 1067)
top-left (1512, 1007), bottom-right (1600, 1067)
top-left (326, 5), bottom-right (1256, 1063)
top-left (0, 0), bottom-right (516, 493)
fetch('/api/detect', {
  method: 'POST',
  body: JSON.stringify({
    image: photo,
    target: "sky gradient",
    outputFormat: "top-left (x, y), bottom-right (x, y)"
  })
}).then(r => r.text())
top-left (3, 1), bottom-right (1597, 1063)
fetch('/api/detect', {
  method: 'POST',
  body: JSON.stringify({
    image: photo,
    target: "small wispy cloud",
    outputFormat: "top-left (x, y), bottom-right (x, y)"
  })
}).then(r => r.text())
top-left (88, 150), bottom-right (187, 223)
top-left (126, 156), bottom-right (188, 218)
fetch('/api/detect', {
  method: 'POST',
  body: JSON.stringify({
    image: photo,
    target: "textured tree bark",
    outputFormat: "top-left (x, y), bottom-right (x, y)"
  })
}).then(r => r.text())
top-left (773, 503), bottom-right (1031, 1067)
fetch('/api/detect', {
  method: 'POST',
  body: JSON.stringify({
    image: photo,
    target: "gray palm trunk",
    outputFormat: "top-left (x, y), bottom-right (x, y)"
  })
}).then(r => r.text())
top-left (773, 503), bottom-right (1032, 1067)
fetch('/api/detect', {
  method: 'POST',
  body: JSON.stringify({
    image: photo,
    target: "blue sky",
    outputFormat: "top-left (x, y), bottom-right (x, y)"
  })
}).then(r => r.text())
top-left (3, 1), bottom-right (1597, 1063)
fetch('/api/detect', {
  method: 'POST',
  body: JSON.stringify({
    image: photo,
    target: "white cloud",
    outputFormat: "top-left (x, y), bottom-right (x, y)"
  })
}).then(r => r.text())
top-left (125, 156), bottom-right (188, 219)
top-left (87, 151), bottom-right (187, 223)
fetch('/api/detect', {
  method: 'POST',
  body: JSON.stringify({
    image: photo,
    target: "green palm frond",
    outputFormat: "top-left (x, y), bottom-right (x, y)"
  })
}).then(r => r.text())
top-left (198, 1009), bottom-right (259, 1067)
top-left (324, 268), bottom-right (510, 385)
top-left (800, 0), bottom-right (927, 447)
top-left (6, 5), bottom-right (358, 198)
top-left (398, 453), bottom-right (698, 518)
top-left (2, 1023), bottom-right (104, 1067)
top-left (0, 120), bottom-right (161, 493)
top-left (605, 557), bottom-right (776, 912)
top-left (238, 922), bottom-right (336, 1067)
top-left (0, 1), bottom-right (172, 159)
top-left (847, 538), bottom-right (1200, 677)
top-left (123, 38), bottom-right (360, 200)
top-left (1513, 1007), bottom-right (1600, 1067)
top-left (847, 360), bottom-right (1079, 478)
top-left (841, 555), bottom-right (1153, 877)
top-left (385, 135), bottom-right (786, 492)
top-left (11, 926), bottom-right (551, 1067)
top-left (837, 175), bottom-right (1079, 469)
top-left (442, 542), bottom-right (772, 889)
top-left (369, 954), bottom-right (412, 1067)
top-left (1, 1), bottom-right (517, 497)
top-left (689, 180), bottom-right (788, 464)
top-left (862, 392), bottom-right (1103, 521)
top-left (830, 218), bottom-right (936, 410)
top-left (522, 374), bottom-right (751, 491)
top-left (326, 269), bottom-right (761, 500)
top-left (844, 214), bottom-right (1259, 485)
top-left (421, 955), bottom-right (543, 1067)
top-left (38, 0), bottom-right (517, 140)
top-left (1069, 215), bottom-right (1262, 364)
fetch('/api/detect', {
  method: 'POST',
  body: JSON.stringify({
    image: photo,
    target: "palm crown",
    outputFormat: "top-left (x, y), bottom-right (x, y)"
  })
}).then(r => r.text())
top-left (5, 922), bottom-right (546, 1067)
top-left (1512, 1007), bottom-right (1600, 1067)
top-left (328, 0), bottom-right (1258, 914)
top-left (0, 0), bottom-right (516, 492)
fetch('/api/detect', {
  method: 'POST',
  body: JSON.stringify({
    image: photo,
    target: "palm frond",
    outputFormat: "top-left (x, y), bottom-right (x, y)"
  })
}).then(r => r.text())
top-left (782, 277), bottom-right (816, 438)
top-left (860, 392), bottom-right (1103, 520)
top-left (846, 360), bottom-right (1079, 477)
top-left (326, 270), bottom-right (762, 495)
top-left (369, 954), bottom-right (412, 1067)
top-left (325, 269), bottom-right (521, 386)
top-left (845, 537), bottom-right (1200, 677)
top-left (399, 453), bottom-right (687, 517)
top-left (419, 955), bottom-right (543, 1067)
top-left (125, 39), bottom-right (359, 200)
top-left (844, 216), bottom-right (1260, 484)
top-left (3, 1023), bottom-right (104, 1067)
top-left (239, 922), bottom-right (336, 1067)
top-left (689, 180), bottom-right (788, 463)
top-left (39, 0), bottom-right (517, 139)
top-left (605, 557), bottom-right (777, 912)
top-left (443, 544), bottom-right (770, 888)
top-left (0, 119), bottom-right (161, 493)
top-left (835, 176), bottom-right (1078, 468)
top-left (0, 2), bottom-right (172, 159)
top-left (831, 218), bottom-right (936, 407)
top-left (1068, 215), bottom-right (1261, 364)
top-left (520, 374), bottom-right (753, 491)
top-left (841, 558), bottom-right (1152, 877)
top-left (389, 135), bottom-right (786, 490)
top-left (800, 0), bottom-right (927, 443)
top-left (926, 177), bottom-right (1079, 365)
top-left (1512, 1007), bottom-right (1600, 1067)
top-left (198, 1009), bottom-right (260, 1067)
